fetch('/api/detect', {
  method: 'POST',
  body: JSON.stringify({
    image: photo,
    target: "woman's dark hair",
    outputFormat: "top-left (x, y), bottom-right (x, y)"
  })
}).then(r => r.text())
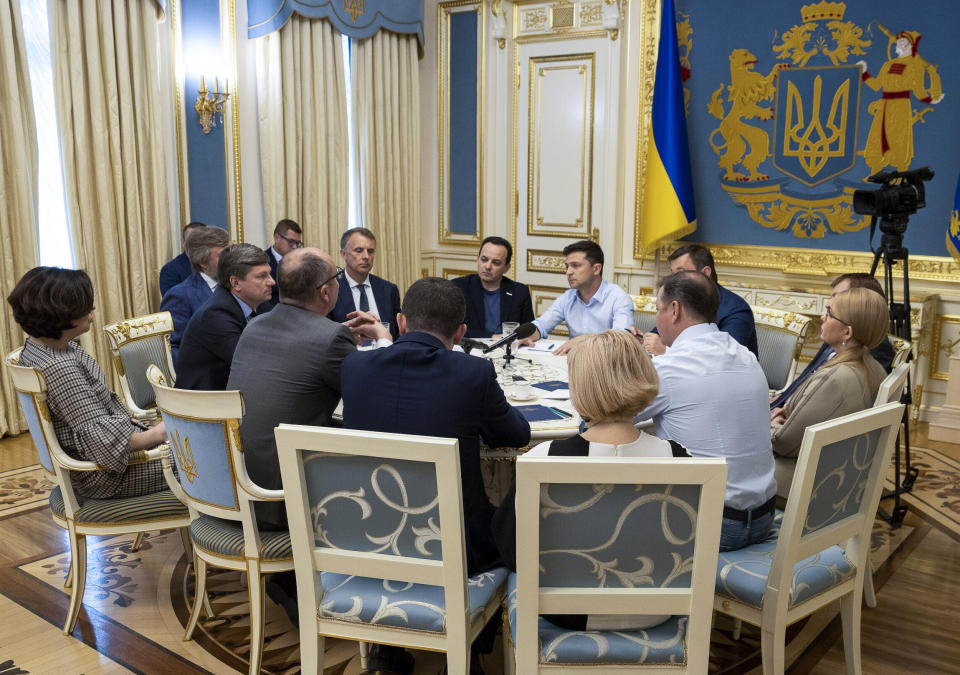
top-left (7, 267), bottom-right (95, 339)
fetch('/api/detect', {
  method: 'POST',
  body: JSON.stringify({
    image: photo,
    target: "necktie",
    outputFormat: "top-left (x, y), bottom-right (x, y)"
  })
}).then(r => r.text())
top-left (358, 283), bottom-right (370, 312)
top-left (770, 344), bottom-right (834, 409)
top-left (247, 309), bottom-right (257, 323)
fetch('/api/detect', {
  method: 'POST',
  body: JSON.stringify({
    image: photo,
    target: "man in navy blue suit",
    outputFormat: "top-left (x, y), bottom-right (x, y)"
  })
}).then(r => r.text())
top-left (176, 244), bottom-right (275, 391)
top-left (160, 226), bottom-right (229, 360)
top-left (453, 236), bottom-right (534, 338)
top-left (341, 277), bottom-right (529, 673)
top-left (159, 221), bottom-right (206, 296)
top-left (266, 218), bottom-right (302, 307)
top-left (328, 228), bottom-right (402, 339)
top-left (643, 243), bottom-right (759, 356)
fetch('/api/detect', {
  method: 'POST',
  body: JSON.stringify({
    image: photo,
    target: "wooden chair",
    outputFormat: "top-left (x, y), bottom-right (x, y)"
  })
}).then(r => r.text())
top-left (888, 335), bottom-right (912, 368)
top-left (714, 402), bottom-right (904, 674)
top-left (632, 293), bottom-right (657, 333)
top-left (752, 306), bottom-right (812, 392)
top-left (506, 456), bottom-right (727, 674)
top-left (148, 366), bottom-right (293, 675)
top-left (275, 424), bottom-right (508, 675)
top-left (5, 349), bottom-right (190, 634)
top-left (103, 311), bottom-right (177, 422)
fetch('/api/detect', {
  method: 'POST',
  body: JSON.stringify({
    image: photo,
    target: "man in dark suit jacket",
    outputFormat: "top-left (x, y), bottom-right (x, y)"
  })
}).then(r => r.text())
top-left (159, 221), bottom-right (206, 295)
top-left (176, 244), bottom-right (275, 391)
top-left (160, 226), bottom-right (229, 360)
top-left (266, 218), bottom-right (303, 307)
top-left (328, 228), bottom-right (402, 339)
top-left (644, 243), bottom-right (759, 356)
top-left (229, 247), bottom-right (391, 529)
top-left (453, 236), bottom-right (534, 338)
top-left (771, 272), bottom-right (895, 410)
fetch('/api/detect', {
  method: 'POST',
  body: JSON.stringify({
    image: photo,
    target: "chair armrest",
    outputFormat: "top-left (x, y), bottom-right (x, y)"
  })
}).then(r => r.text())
top-left (53, 454), bottom-right (102, 472)
top-left (128, 445), bottom-right (171, 465)
top-left (237, 474), bottom-right (284, 502)
top-left (159, 449), bottom-right (189, 504)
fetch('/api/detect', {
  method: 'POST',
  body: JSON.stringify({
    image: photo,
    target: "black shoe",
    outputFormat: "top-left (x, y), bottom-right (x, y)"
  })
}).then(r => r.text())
top-left (264, 579), bottom-right (299, 627)
top-left (365, 644), bottom-right (415, 675)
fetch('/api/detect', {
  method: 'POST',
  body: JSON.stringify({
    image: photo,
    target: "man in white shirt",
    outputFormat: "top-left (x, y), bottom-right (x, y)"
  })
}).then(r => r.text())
top-left (525, 240), bottom-right (634, 355)
top-left (635, 270), bottom-right (777, 551)
top-left (328, 228), bottom-right (402, 340)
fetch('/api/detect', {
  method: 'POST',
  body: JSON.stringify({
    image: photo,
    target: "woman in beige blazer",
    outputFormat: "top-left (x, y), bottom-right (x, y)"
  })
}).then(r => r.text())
top-left (771, 287), bottom-right (889, 496)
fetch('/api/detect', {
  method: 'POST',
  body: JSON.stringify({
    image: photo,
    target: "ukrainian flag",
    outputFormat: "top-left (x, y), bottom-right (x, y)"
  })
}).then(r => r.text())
top-left (949, 172), bottom-right (960, 263)
top-left (640, 0), bottom-right (696, 255)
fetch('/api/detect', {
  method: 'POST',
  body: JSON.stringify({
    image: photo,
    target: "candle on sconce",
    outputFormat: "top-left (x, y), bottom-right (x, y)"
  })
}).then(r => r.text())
top-left (214, 77), bottom-right (220, 96)
top-left (225, 79), bottom-right (230, 96)
top-left (199, 75), bottom-right (206, 92)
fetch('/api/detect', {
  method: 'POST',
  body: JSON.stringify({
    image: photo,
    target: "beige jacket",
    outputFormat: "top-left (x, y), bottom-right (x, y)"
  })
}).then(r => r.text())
top-left (771, 356), bottom-right (887, 458)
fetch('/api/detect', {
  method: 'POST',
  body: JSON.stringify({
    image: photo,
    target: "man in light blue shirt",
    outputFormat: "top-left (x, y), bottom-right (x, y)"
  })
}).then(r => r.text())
top-left (526, 240), bottom-right (634, 355)
top-left (635, 270), bottom-right (776, 552)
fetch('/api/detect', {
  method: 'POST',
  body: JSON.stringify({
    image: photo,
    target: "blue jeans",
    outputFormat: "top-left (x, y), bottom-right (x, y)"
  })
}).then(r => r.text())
top-left (719, 510), bottom-right (774, 552)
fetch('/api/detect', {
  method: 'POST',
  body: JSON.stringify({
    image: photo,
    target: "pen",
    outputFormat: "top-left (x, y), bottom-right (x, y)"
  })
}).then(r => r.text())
top-left (546, 406), bottom-right (572, 419)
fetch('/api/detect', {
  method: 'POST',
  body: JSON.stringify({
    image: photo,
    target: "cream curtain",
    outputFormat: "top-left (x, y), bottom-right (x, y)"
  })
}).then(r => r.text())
top-left (50, 0), bottom-right (172, 376)
top-left (352, 30), bottom-right (421, 294)
top-left (0, 0), bottom-right (39, 436)
top-left (256, 15), bottom-right (348, 255)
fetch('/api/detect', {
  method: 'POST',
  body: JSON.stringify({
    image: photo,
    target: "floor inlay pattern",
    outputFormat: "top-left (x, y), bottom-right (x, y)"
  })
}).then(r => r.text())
top-left (0, 465), bottom-right (53, 519)
top-left (888, 446), bottom-right (960, 541)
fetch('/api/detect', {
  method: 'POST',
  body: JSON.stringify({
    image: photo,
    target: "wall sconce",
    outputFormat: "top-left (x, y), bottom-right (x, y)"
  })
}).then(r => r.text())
top-left (195, 76), bottom-right (230, 134)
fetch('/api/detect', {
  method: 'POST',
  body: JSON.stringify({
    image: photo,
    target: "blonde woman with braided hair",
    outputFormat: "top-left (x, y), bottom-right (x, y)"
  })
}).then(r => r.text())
top-left (771, 287), bottom-right (889, 489)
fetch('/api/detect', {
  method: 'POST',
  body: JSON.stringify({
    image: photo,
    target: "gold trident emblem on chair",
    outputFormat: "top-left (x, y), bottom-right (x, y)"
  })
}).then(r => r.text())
top-left (783, 74), bottom-right (849, 178)
top-left (170, 429), bottom-right (199, 483)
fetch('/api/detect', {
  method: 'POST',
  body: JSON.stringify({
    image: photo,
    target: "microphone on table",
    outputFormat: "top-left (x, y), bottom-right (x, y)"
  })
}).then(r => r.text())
top-left (460, 338), bottom-right (486, 354)
top-left (483, 322), bottom-right (538, 354)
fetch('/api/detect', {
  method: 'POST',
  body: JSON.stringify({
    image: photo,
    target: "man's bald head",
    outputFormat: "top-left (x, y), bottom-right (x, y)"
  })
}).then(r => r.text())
top-left (278, 247), bottom-right (338, 308)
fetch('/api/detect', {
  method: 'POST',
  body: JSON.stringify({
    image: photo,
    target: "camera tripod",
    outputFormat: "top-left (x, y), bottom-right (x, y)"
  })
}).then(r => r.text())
top-left (870, 222), bottom-right (919, 528)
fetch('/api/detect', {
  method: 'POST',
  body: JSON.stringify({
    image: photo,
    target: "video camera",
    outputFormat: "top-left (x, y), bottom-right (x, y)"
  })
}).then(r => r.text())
top-left (852, 167), bottom-right (934, 235)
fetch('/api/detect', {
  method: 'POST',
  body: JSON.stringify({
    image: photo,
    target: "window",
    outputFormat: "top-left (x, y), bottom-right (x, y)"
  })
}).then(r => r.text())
top-left (342, 34), bottom-right (361, 231)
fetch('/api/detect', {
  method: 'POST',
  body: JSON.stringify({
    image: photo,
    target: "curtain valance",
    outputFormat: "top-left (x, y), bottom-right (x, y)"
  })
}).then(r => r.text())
top-left (247, 1), bottom-right (423, 48)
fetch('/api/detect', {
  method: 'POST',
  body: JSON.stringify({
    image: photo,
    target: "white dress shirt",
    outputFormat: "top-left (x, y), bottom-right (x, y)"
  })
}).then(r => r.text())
top-left (635, 323), bottom-right (776, 510)
top-left (346, 273), bottom-right (381, 319)
top-left (200, 271), bottom-right (218, 291)
top-left (532, 280), bottom-right (634, 338)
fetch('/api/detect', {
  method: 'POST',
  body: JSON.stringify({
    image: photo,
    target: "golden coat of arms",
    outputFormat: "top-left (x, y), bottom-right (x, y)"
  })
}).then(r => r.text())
top-left (706, 1), bottom-right (944, 239)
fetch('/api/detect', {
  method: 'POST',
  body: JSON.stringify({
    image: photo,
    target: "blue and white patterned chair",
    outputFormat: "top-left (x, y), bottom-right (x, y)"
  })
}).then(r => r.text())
top-left (148, 366), bottom-right (292, 675)
top-left (752, 306), bottom-right (812, 393)
top-left (714, 401), bottom-right (904, 675)
top-left (103, 311), bottom-right (177, 422)
top-left (506, 456), bottom-right (728, 674)
top-left (274, 424), bottom-right (509, 675)
top-left (632, 293), bottom-right (657, 333)
top-left (5, 349), bottom-right (190, 635)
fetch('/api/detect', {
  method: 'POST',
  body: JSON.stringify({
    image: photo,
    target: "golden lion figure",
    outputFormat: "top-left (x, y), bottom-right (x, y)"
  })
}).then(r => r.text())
top-left (708, 49), bottom-right (788, 181)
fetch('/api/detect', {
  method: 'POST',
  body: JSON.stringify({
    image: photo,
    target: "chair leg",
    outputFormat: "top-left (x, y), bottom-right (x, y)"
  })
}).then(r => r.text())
top-left (184, 553), bottom-right (207, 640)
top-left (445, 645), bottom-right (470, 675)
top-left (246, 560), bottom-right (265, 675)
top-left (760, 624), bottom-right (786, 675)
top-left (64, 558), bottom-right (73, 589)
top-left (502, 607), bottom-right (516, 675)
top-left (63, 527), bottom-right (87, 635)
top-left (358, 642), bottom-right (370, 670)
top-left (299, 625), bottom-right (324, 674)
top-left (131, 532), bottom-right (145, 552)
top-left (732, 617), bottom-right (743, 640)
top-left (841, 590), bottom-right (863, 675)
top-left (178, 529), bottom-right (215, 619)
top-left (864, 570), bottom-right (878, 608)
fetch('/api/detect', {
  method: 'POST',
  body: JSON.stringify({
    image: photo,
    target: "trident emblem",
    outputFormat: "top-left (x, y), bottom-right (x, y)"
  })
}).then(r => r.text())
top-left (783, 74), bottom-right (849, 178)
top-left (344, 0), bottom-right (364, 22)
top-left (170, 430), bottom-right (199, 483)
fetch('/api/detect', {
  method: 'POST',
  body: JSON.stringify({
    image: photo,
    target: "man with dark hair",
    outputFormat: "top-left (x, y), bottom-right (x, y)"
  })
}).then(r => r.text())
top-left (160, 226), bottom-right (230, 360)
top-left (643, 243), bottom-right (758, 356)
top-left (453, 235), bottom-right (534, 337)
top-left (526, 240), bottom-right (634, 354)
top-left (159, 221), bottom-right (207, 295)
top-left (770, 272), bottom-right (894, 410)
top-left (266, 219), bottom-right (303, 307)
top-left (635, 270), bottom-right (777, 552)
top-left (328, 227), bottom-right (402, 339)
top-left (176, 243), bottom-right (275, 390)
top-left (340, 277), bottom-right (529, 673)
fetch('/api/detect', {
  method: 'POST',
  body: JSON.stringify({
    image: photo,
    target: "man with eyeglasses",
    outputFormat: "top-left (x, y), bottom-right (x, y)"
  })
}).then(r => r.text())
top-left (267, 219), bottom-right (304, 307)
top-left (328, 227), bottom-right (402, 339)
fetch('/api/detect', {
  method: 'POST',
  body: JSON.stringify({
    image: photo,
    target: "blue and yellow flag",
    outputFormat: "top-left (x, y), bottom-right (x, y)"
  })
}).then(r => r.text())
top-left (949, 172), bottom-right (960, 263)
top-left (640, 0), bottom-right (696, 255)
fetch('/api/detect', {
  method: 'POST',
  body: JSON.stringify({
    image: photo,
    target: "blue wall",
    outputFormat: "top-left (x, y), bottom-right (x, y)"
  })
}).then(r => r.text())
top-left (448, 11), bottom-right (479, 236)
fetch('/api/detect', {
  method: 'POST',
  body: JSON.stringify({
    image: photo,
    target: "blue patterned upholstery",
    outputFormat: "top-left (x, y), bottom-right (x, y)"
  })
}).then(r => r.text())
top-left (304, 453), bottom-right (442, 559)
top-left (49, 485), bottom-right (188, 524)
top-left (189, 514), bottom-right (292, 561)
top-left (539, 483), bottom-right (700, 589)
top-left (756, 326), bottom-right (799, 390)
top-left (715, 512), bottom-right (855, 609)
top-left (803, 430), bottom-right (881, 536)
top-left (506, 575), bottom-right (687, 665)
top-left (318, 567), bottom-right (508, 633)
top-left (162, 416), bottom-right (239, 509)
top-left (118, 338), bottom-right (173, 409)
top-left (17, 391), bottom-right (54, 473)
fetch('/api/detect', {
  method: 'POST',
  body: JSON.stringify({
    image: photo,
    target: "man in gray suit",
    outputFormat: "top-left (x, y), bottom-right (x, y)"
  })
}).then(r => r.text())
top-left (228, 247), bottom-right (391, 530)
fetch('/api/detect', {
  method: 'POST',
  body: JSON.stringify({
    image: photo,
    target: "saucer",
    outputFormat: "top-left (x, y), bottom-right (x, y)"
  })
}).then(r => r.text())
top-left (509, 392), bottom-right (539, 402)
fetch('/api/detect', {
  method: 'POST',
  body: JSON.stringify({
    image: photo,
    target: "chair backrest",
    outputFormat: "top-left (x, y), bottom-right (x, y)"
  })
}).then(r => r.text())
top-left (632, 293), bottom-right (657, 333)
top-left (875, 362), bottom-right (910, 406)
top-left (103, 312), bottom-right (176, 415)
top-left (769, 402), bottom-right (903, 609)
top-left (6, 349), bottom-right (57, 474)
top-left (752, 306), bottom-right (812, 390)
top-left (148, 365), bottom-right (246, 520)
top-left (513, 456), bottom-right (727, 672)
top-left (888, 335), bottom-right (912, 368)
top-left (275, 425), bottom-right (470, 623)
